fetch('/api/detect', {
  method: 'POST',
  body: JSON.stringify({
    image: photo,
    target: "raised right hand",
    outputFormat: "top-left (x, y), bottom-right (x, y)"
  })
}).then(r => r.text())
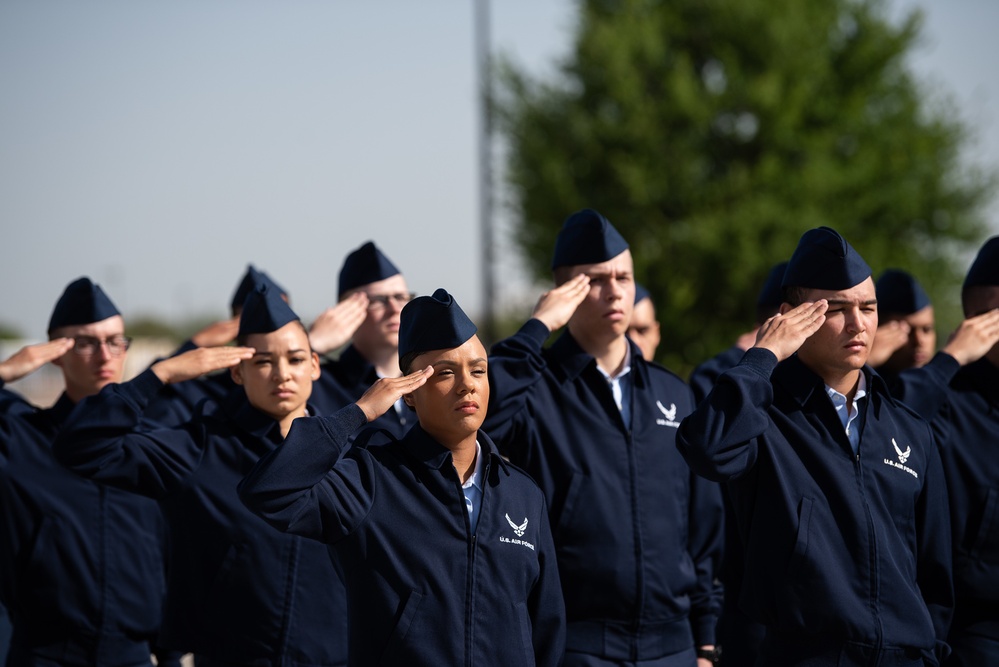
top-left (151, 346), bottom-right (255, 385)
top-left (867, 320), bottom-right (911, 368)
top-left (532, 274), bottom-right (591, 332)
top-left (754, 300), bottom-right (828, 363)
top-left (190, 317), bottom-right (240, 348)
top-left (0, 338), bottom-right (75, 383)
top-left (941, 308), bottom-right (999, 366)
top-left (355, 366), bottom-right (433, 422)
top-left (308, 292), bottom-right (369, 355)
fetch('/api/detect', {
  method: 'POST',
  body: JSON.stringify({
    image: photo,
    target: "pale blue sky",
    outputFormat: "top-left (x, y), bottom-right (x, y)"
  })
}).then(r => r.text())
top-left (1, 0), bottom-right (996, 338)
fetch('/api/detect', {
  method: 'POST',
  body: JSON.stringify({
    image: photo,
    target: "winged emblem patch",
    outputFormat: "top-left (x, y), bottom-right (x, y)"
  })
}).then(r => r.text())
top-left (892, 438), bottom-right (911, 464)
top-left (657, 401), bottom-right (677, 422)
top-left (505, 513), bottom-right (528, 537)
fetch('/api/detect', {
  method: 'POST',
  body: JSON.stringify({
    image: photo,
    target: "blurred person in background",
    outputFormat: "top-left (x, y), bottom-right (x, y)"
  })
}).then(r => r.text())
top-left (628, 283), bottom-right (661, 362)
top-left (890, 237), bottom-right (999, 666)
top-left (308, 240), bottom-right (416, 437)
top-left (0, 277), bottom-right (176, 666)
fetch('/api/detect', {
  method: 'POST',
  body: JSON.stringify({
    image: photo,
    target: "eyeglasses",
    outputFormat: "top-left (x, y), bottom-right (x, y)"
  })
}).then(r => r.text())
top-left (71, 335), bottom-right (132, 357)
top-left (366, 292), bottom-right (416, 310)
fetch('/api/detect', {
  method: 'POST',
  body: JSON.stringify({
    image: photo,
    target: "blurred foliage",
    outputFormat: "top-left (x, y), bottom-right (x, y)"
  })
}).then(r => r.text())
top-left (0, 323), bottom-right (24, 340)
top-left (125, 316), bottom-right (184, 341)
top-left (496, 0), bottom-right (995, 376)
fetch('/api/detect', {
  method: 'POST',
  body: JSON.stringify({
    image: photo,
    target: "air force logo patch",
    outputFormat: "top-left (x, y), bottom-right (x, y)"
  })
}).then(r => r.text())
top-left (505, 513), bottom-right (528, 537)
top-left (500, 513), bottom-right (535, 551)
top-left (656, 400), bottom-right (680, 428)
top-left (892, 438), bottom-right (910, 464)
top-left (883, 437), bottom-right (918, 479)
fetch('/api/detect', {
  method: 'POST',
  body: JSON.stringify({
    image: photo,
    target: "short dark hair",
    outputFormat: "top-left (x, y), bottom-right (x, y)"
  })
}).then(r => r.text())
top-left (399, 350), bottom-right (423, 375)
top-left (782, 286), bottom-right (809, 308)
top-left (961, 284), bottom-right (997, 317)
top-left (552, 266), bottom-right (575, 287)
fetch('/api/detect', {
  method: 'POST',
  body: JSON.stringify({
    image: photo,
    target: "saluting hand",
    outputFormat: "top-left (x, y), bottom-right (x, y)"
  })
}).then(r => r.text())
top-left (0, 338), bottom-right (75, 383)
top-left (867, 320), bottom-right (911, 367)
top-left (754, 300), bottom-right (828, 362)
top-left (151, 346), bottom-right (255, 385)
top-left (941, 308), bottom-right (999, 366)
top-left (190, 316), bottom-right (240, 348)
top-left (308, 292), bottom-right (369, 355)
top-left (355, 366), bottom-right (433, 423)
top-left (532, 273), bottom-right (591, 333)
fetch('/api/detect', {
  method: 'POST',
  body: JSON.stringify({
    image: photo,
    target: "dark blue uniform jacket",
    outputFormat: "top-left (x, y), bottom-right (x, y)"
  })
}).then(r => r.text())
top-left (677, 348), bottom-right (954, 663)
top-left (0, 392), bottom-right (169, 665)
top-left (52, 369), bottom-right (348, 666)
top-left (315, 345), bottom-right (413, 438)
top-left (894, 353), bottom-right (999, 651)
top-left (238, 405), bottom-right (566, 667)
top-left (484, 319), bottom-right (723, 661)
top-left (689, 345), bottom-right (745, 404)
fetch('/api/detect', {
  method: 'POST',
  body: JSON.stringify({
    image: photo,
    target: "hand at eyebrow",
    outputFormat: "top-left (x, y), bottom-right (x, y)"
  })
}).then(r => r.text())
top-left (532, 274), bottom-right (591, 332)
top-left (355, 366), bottom-right (433, 422)
top-left (0, 338), bottom-right (75, 383)
top-left (753, 300), bottom-right (828, 362)
top-left (152, 346), bottom-right (255, 385)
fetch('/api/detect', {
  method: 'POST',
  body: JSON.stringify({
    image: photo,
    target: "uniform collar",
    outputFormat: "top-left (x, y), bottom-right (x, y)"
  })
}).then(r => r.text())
top-left (550, 330), bottom-right (648, 387)
top-left (774, 354), bottom-right (888, 408)
top-left (402, 423), bottom-right (510, 478)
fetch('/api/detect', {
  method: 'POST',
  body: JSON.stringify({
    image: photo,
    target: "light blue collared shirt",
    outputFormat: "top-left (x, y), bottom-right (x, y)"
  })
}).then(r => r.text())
top-left (596, 344), bottom-right (634, 429)
top-left (826, 373), bottom-right (868, 454)
top-left (461, 441), bottom-right (485, 533)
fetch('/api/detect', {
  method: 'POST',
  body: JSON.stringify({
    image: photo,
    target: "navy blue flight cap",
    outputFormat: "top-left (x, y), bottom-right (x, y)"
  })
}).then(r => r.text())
top-left (634, 283), bottom-right (650, 305)
top-left (551, 209), bottom-right (630, 270)
top-left (231, 265), bottom-right (287, 314)
top-left (238, 283), bottom-right (300, 337)
top-left (876, 269), bottom-right (931, 314)
top-left (963, 236), bottom-right (999, 289)
top-left (48, 277), bottom-right (121, 334)
top-left (757, 261), bottom-right (789, 310)
top-left (398, 288), bottom-right (478, 361)
top-left (338, 242), bottom-right (402, 297)
top-left (781, 227), bottom-right (872, 290)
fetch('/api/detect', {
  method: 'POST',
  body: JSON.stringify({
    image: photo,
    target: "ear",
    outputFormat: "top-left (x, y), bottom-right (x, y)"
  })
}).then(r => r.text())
top-left (230, 364), bottom-right (244, 385)
top-left (403, 392), bottom-right (415, 409)
top-left (310, 352), bottom-right (320, 381)
top-left (779, 302), bottom-right (793, 315)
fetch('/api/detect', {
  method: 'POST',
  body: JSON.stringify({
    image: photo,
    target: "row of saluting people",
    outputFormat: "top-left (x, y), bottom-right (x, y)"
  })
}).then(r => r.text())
top-left (0, 212), bottom-right (998, 667)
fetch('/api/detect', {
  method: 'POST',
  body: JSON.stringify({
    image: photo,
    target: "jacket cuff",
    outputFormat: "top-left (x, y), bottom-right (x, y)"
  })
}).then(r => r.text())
top-left (519, 318), bottom-right (552, 349)
top-left (923, 351), bottom-right (961, 382)
top-left (117, 368), bottom-right (166, 410)
top-left (322, 403), bottom-right (369, 439)
top-left (691, 614), bottom-right (717, 648)
top-left (738, 347), bottom-right (778, 379)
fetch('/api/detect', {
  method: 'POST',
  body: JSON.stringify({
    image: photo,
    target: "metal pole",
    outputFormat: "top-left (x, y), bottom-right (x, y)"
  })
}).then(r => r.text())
top-left (475, 0), bottom-right (495, 345)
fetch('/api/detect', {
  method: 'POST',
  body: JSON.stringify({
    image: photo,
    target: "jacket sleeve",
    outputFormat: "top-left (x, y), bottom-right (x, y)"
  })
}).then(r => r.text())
top-left (52, 368), bottom-right (204, 498)
top-left (529, 493), bottom-right (567, 667)
top-left (237, 404), bottom-right (375, 544)
top-left (687, 464), bottom-right (725, 647)
top-left (483, 318), bottom-right (551, 454)
top-left (893, 352), bottom-right (960, 422)
top-left (676, 347), bottom-right (778, 482)
top-left (915, 428), bottom-right (955, 659)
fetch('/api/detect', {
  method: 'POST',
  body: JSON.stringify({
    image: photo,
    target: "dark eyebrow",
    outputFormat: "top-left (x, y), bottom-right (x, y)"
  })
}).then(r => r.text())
top-left (431, 358), bottom-right (488, 366)
top-left (826, 299), bottom-right (878, 306)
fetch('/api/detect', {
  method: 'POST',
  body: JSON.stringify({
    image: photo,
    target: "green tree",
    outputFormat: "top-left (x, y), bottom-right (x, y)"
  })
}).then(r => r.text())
top-left (497, 0), bottom-right (994, 375)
